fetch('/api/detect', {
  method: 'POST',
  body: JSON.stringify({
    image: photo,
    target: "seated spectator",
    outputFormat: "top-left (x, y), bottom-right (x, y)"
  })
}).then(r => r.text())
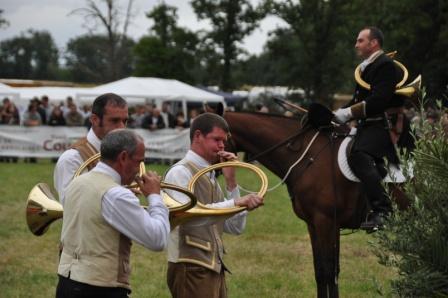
top-left (22, 102), bottom-right (42, 164)
top-left (48, 106), bottom-right (66, 126)
top-left (174, 111), bottom-right (188, 130)
top-left (188, 108), bottom-right (199, 126)
top-left (1, 97), bottom-right (20, 125)
top-left (81, 104), bottom-right (92, 121)
top-left (63, 96), bottom-right (75, 117)
top-left (161, 101), bottom-right (175, 128)
top-left (23, 102), bottom-right (42, 126)
top-left (40, 95), bottom-right (51, 124)
top-left (65, 104), bottom-right (84, 126)
top-left (142, 108), bottom-right (165, 131)
top-left (129, 105), bottom-right (146, 128)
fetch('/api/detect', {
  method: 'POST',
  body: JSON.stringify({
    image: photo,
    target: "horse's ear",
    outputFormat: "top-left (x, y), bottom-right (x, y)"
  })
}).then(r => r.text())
top-left (216, 102), bottom-right (224, 116)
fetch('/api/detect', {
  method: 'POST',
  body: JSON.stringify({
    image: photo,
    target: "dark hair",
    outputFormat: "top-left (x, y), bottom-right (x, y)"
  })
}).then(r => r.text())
top-left (365, 26), bottom-right (384, 47)
top-left (101, 129), bottom-right (142, 162)
top-left (189, 113), bottom-right (229, 141)
top-left (91, 93), bottom-right (127, 120)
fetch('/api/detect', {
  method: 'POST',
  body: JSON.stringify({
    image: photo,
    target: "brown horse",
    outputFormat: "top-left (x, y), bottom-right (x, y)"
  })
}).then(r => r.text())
top-left (223, 111), bottom-right (407, 298)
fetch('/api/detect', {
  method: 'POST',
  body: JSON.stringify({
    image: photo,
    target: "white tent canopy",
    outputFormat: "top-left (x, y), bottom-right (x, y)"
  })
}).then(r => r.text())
top-left (10, 86), bottom-right (92, 107)
top-left (4, 77), bottom-right (224, 117)
top-left (0, 82), bottom-right (20, 101)
top-left (76, 77), bottom-right (224, 105)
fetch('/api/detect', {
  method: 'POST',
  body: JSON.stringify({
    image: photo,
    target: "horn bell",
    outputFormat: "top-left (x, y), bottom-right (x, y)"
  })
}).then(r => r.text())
top-left (26, 183), bottom-right (63, 236)
top-left (354, 52), bottom-right (421, 100)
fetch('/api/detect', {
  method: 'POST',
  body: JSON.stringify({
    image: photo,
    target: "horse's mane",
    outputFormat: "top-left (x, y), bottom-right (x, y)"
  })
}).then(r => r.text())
top-left (224, 110), bottom-right (300, 120)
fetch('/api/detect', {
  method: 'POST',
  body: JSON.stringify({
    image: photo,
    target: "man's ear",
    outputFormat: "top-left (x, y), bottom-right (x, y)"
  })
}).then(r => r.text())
top-left (117, 150), bottom-right (128, 164)
top-left (90, 113), bottom-right (100, 127)
top-left (192, 130), bottom-right (202, 142)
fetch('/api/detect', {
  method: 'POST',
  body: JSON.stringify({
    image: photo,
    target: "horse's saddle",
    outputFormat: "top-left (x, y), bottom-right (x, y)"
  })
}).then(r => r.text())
top-left (337, 127), bottom-right (408, 183)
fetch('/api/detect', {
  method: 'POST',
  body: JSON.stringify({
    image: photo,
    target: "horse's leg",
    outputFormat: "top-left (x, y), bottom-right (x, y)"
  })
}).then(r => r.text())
top-left (308, 215), bottom-right (340, 298)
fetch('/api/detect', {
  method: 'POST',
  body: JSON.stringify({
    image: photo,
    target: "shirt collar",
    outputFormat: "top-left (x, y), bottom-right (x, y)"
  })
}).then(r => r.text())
top-left (86, 128), bottom-right (101, 151)
top-left (360, 50), bottom-right (384, 72)
top-left (92, 161), bottom-right (122, 184)
top-left (185, 150), bottom-right (211, 168)
top-left (184, 150), bottom-right (217, 180)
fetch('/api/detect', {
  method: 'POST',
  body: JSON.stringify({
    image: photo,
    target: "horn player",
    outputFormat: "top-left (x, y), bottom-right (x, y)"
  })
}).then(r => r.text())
top-left (164, 113), bottom-right (264, 298)
top-left (54, 93), bottom-right (129, 204)
top-left (333, 26), bottom-right (414, 232)
top-left (56, 129), bottom-right (169, 297)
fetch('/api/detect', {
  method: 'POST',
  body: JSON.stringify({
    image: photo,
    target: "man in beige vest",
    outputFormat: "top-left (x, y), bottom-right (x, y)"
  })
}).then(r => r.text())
top-left (54, 93), bottom-right (129, 204)
top-left (164, 113), bottom-right (264, 298)
top-left (56, 129), bottom-right (170, 297)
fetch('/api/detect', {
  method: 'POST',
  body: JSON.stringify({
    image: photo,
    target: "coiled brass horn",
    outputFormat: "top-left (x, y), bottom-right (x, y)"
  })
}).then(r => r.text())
top-left (169, 161), bottom-right (268, 229)
top-left (26, 153), bottom-right (197, 236)
top-left (354, 51), bottom-right (421, 99)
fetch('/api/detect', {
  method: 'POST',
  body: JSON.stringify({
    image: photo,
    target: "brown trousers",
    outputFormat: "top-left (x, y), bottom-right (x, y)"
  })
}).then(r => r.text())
top-left (167, 262), bottom-right (227, 298)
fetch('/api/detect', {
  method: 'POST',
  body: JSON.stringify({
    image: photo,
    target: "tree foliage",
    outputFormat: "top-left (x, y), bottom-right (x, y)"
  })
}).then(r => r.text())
top-left (262, 0), bottom-right (357, 106)
top-left (65, 34), bottom-right (134, 83)
top-left (0, 9), bottom-right (9, 29)
top-left (0, 30), bottom-right (59, 80)
top-left (70, 0), bottom-right (135, 81)
top-left (191, 0), bottom-right (265, 91)
top-left (133, 3), bottom-right (199, 83)
top-left (373, 107), bottom-right (448, 297)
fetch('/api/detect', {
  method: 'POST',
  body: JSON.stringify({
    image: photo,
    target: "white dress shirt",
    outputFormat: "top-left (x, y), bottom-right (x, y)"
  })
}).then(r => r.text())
top-left (164, 150), bottom-right (247, 234)
top-left (54, 129), bottom-right (100, 204)
top-left (88, 162), bottom-right (170, 250)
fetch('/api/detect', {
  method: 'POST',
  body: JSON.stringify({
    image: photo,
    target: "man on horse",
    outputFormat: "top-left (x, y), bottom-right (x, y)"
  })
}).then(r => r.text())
top-left (333, 26), bottom-right (406, 231)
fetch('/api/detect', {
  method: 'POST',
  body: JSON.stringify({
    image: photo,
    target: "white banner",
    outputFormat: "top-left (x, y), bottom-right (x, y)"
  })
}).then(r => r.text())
top-left (0, 126), bottom-right (190, 159)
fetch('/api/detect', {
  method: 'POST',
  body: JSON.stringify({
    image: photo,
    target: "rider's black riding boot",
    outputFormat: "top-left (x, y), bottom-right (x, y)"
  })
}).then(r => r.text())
top-left (348, 151), bottom-right (392, 232)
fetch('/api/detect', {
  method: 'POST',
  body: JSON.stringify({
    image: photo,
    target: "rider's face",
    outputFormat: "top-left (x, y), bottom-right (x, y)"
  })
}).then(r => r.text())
top-left (355, 29), bottom-right (376, 59)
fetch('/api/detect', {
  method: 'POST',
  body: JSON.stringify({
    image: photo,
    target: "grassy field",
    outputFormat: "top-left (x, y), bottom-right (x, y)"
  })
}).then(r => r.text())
top-left (0, 159), bottom-right (396, 297)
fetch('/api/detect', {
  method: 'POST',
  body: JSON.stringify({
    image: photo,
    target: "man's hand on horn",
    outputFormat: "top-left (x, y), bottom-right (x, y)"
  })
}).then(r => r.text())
top-left (218, 151), bottom-right (238, 190)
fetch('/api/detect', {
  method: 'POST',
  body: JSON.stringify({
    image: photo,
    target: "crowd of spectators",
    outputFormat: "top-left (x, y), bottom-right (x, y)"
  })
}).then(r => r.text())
top-left (0, 96), bottom-right (202, 162)
top-left (0, 96), bottom-right (201, 131)
top-left (128, 101), bottom-right (198, 130)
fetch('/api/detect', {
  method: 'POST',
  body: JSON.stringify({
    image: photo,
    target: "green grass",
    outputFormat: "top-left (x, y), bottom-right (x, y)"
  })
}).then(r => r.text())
top-left (0, 160), bottom-right (396, 297)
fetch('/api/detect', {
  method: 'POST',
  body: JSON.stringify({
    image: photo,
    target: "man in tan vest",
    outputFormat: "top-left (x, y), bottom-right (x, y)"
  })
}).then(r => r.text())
top-left (54, 93), bottom-right (129, 204)
top-left (56, 129), bottom-right (170, 297)
top-left (164, 113), bottom-right (264, 298)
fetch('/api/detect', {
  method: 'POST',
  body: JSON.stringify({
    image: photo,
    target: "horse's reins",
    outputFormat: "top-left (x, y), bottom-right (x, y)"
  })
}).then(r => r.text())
top-left (243, 129), bottom-right (307, 163)
top-left (237, 129), bottom-right (321, 193)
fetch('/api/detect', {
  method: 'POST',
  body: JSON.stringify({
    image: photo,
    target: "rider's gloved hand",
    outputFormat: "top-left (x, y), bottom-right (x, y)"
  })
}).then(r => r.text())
top-left (333, 107), bottom-right (352, 124)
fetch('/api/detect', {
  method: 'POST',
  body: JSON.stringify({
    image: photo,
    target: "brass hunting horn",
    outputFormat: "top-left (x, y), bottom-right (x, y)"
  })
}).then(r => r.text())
top-left (26, 153), bottom-right (197, 236)
top-left (354, 51), bottom-right (422, 99)
top-left (169, 161), bottom-right (268, 229)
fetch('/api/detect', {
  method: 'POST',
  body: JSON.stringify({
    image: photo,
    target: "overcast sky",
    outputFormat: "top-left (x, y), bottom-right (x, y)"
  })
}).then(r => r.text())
top-left (0, 0), bottom-right (288, 56)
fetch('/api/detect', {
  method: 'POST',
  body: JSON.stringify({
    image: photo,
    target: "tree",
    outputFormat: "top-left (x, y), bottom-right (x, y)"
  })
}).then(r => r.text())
top-left (133, 3), bottom-right (199, 83)
top-left (264, 0), bottom-right (357, 105)
top-left (0, 30), bottom-right (59, 80)
top-left (373, 106), bottom-right (448, 296)
top-left (0, 9), bottom-right (9, 29)
top-left (71, 0), bottom-right (135, 81)
top-left (191, 0), bottom-right (265, 91)
top-left (65, 34), bottom-right (134, 83)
